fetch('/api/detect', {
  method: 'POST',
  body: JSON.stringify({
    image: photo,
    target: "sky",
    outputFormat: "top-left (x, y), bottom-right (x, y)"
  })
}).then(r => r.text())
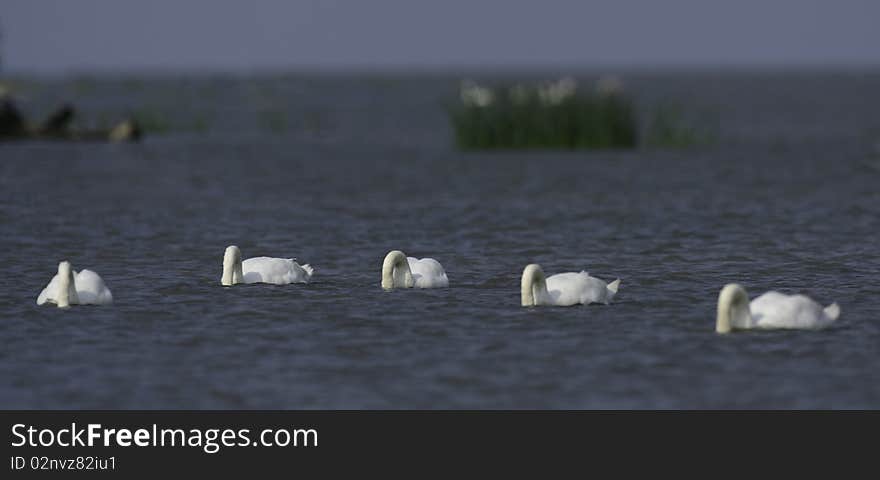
top-left (2, 0), bottom-right (879, 72)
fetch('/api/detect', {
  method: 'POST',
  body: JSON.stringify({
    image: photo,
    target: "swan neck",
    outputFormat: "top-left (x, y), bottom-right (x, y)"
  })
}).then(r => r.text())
top-left (521, 264), bottom-right (546, 306)
top-left (222, 246), bottom-right (243, 286)
top-left (382, 250), bottom-right (412, 289)
top-left (57, 261), bottom-right (77, 308)
top-left (717, 284), bottom-right (749, 333)
top-left (234, 261), bottom-right (243, 284)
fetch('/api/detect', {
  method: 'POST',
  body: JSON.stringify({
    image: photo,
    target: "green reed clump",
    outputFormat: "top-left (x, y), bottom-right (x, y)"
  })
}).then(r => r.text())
top-left (128, 108), bottom-right (213, 134)
top-left (131, 108), bottom-right (172, 134)
top-left (450, 78), bottom-right (638, 150)
top-left (258, 109), bottom-right (289, 134)
top-left (645, 104), bottom-right (717, 148)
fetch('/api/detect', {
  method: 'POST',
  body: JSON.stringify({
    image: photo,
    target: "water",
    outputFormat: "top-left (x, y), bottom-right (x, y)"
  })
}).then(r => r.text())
top-left (1, 71), bottom-right (879, 408)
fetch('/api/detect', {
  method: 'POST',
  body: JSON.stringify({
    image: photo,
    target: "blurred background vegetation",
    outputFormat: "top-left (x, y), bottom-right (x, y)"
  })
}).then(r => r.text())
top-left (449, 77), bottom-right (718, 150)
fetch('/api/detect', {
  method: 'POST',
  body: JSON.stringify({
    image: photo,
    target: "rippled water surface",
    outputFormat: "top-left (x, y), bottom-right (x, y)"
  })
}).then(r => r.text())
top-left (1, 72), bottom-right (879, 408)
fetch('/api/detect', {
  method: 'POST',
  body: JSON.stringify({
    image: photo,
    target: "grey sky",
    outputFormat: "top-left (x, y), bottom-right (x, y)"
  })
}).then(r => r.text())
top-left (3, 0), bottom-right (879, 72)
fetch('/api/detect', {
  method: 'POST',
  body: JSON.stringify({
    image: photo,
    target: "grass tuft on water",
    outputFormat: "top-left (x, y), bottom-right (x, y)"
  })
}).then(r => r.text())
top-left (129, 108), bottom-right (212, 134)
top-left (645, 104), bottom-right (718, 148)
top-left (258, 109), bottom-right (289, 134)
top-left (131, 109), bottom-right (172, 134)
top-left (450, 77), bottom-right (637, 150)
top-left (449, 77), bottom-right (716, 150)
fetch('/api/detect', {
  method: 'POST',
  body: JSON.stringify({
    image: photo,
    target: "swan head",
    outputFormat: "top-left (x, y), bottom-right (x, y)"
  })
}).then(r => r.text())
top-left (381, 250), bottom-right (413, 290)
top-left (716, 283), bottom-right (751, 334)
top-left (222, 245), bottom-right (243, 286)
top-left (521, 263), bottom-right (547, 307)
top-left (57, 261), bottom-right (79, 308)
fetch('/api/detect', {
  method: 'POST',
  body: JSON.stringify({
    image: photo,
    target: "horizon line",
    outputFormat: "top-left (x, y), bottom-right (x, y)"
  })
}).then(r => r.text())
top-left (3, 60), bottom-right (880, 77)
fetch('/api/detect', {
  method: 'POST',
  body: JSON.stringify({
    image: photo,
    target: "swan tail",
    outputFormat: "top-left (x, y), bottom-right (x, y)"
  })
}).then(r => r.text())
top-left (606, 278), bottom-right (621, 294)
top-left (300, 264), bottom-right (315, 278)
top-left (823, 303), bottom-right (840, 321)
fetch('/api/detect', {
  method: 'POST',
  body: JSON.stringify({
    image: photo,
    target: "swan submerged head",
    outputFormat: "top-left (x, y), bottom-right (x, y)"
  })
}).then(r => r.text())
top-left (716, 283), bottom-right (751, 334)
top-left (381, 250), bottom-right (413, 290)
top-left (521, 264), bottom-right (547, 307)
top-left (56, 260), bottom-right (79, 308)
top-left (221, 245), bottom-right (244, 286)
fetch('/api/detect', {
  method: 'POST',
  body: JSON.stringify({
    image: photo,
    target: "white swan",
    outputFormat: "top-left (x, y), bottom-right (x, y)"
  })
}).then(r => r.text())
top-left (221, 245), bottom-right (314, 286)
top-left (715, 284), bottom-right (840, 333)
top-left (521, 264), bottom-right (619, 307)
top-left (36, 261), bottom-right (113, 307)
top-left (381, 250), bottom-right (449, 289)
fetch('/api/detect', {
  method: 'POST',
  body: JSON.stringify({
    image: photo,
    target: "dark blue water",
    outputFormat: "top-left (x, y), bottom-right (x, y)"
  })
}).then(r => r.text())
top-left (1, 72), bottom-right (879, 408)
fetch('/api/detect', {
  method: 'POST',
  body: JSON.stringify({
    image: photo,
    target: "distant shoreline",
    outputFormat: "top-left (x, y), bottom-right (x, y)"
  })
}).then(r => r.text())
top-left (4, 64), bottom-right (880, 79)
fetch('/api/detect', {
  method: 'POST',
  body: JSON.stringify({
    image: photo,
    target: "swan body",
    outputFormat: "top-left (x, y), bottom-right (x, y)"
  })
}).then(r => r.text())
top-left (521, 264), bottom-right (620, 307)
top-left (381, 250), bottom-right (449, 289)
top-left (221, 245), bottom-right (313, 286)
top-left (715, 284), bottom-right (840, 334)
top-left (37, 261), bottom-right (113, 307)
